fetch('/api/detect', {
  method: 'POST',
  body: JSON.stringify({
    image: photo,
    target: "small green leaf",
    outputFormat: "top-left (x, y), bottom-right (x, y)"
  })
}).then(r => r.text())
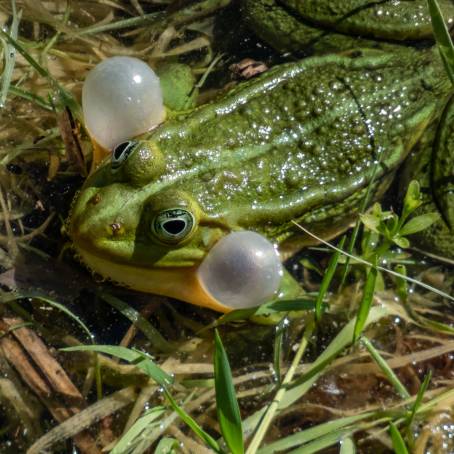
top-left (394, 264), bottom-right (408, 303)
top-left (392, 236), bottom-right (410, 249)
top-left (399, 212), bottom-right (440, 236)
top-left (353, 265), bottom-right (378, 342)
top-left (214, 330), bottom-right (244, 454)
top-left (402, 180), bottom-right (422, 220)
top-left (360, 213), bottom-right (380, 233)
top-left (385, 213), bottom-right (400, 237)
top-left (154, 437), bottom-right (180, 454)
top-left (389, 422), bottom-right (409, 454)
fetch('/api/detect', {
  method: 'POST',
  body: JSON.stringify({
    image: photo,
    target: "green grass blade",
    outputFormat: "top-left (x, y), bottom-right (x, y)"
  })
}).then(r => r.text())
top-left (9, 85), bottom-right (53, 110)
top-left (61, 345), bottom-right (173, 387)
top-left (406, 370), bottom-right (432, 428)
top-left (246, 321), bottom-right (315, 454)
top-left (0, 4), bottom-right (21, 107)
top-left (154, 437), bottom-right (179, 454)
top-left (258, 413), bottom-right (371, 454)
top-left (110, 406), bottom-right (166, 454)
top-left (315, 236), bottom-right (346, 321)
top-left (0, 292), bottom-right (93, 341)
top-left (389, 422), bottom-right (409, 454)
top-left (201, 298), bottom-right (316, 331)
top-left (164, 389), bottom-right (223, 453)
top-left (0, 29), bottom-right (49, 78)
top-left (287, 428), bottom-right (352, 454)
top-left (339, 436), bottom-right (356, 454)
top-left (361, 337), bottom-right (410, 399)
top-left (214, 330), bottom-right (244, 454)
top-left (99, 292), bottom-right (174, 353)
top-left (273, 318), bottom-right (287, 385)
top-left (353, 264), bottom-right (377, 342)
top-left (77, 12), bottom-right (162, 36)
top-left (427, 0), bottom-right (454, 83)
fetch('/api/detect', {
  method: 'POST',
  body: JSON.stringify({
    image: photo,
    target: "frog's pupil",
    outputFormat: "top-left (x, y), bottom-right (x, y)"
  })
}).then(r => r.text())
top-left (163, 219), bottom-right (186, 235)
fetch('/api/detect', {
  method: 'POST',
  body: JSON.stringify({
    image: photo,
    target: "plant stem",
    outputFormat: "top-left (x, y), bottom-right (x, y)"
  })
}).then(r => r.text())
top-left (245, 319), bottom-right (315, 454)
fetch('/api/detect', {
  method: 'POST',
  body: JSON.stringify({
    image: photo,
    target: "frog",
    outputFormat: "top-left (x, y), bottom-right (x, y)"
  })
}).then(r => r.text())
top-left (68, 19), bottom-right (454, 313)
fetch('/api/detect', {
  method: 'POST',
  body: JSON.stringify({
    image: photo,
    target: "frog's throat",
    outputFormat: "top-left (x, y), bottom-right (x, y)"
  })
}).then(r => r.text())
top-left (75, 247), bottom-right (232, 313)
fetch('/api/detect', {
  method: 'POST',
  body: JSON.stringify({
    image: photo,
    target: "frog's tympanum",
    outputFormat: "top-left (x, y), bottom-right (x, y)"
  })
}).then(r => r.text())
top-left (69, 1), bottom-right (454, 312)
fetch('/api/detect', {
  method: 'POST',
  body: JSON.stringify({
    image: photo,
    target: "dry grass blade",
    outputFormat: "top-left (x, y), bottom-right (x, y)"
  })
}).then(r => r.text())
top-left (27, 386), bottom-right (138, 454)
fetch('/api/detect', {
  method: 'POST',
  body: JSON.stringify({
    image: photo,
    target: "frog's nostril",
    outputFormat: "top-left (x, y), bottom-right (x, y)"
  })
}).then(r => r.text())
top-left (110, 222), bottom-right (123, 236)
top-left (89, 193), bottom-right (102, 205)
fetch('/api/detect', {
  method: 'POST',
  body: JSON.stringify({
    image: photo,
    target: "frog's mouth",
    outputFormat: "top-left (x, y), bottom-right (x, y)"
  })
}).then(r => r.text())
top-left (75, 245), bottom-right (233, 313)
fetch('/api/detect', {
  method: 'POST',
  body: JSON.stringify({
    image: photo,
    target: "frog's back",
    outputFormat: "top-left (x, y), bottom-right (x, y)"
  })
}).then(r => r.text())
top-left (147, 49), bottom-right (450, 246)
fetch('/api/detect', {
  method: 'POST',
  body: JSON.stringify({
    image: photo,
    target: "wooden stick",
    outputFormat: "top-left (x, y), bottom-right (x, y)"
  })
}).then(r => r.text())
top-left (0, 318), bottom-right (101, 454)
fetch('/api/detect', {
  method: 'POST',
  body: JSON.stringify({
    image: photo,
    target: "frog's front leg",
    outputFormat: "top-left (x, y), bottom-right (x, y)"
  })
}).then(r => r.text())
top-left (82, 57), bottom-right (197, 171)
top-left (156, 62), bottom-right (198, 112)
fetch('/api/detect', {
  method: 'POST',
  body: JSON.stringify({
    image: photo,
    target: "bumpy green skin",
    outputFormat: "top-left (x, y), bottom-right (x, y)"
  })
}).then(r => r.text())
top-left (242, 0), bottom-right (454, 54)
top-left (70, 48), bottom-right (452, 270)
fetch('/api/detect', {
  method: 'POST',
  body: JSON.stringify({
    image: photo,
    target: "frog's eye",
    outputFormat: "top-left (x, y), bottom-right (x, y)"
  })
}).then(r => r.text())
top-left (82, 56), bottom-right (165, 150)
top-left (111, 140), bottom-right (137, 171)
top-left (197, 231), bottom-right (283, 309)
top-left (151, 208), bottom-right (195, 243)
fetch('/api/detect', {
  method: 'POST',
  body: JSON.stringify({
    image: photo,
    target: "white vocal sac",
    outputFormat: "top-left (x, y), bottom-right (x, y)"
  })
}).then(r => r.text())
top-left (197, 231), bottom-right (283, 309)
top-left (82, 56), bottom-right (165, 150)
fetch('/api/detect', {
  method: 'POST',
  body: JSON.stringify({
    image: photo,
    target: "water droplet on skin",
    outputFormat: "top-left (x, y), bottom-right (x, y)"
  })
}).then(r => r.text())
top-left (329, 81), bottom-right (342, 91)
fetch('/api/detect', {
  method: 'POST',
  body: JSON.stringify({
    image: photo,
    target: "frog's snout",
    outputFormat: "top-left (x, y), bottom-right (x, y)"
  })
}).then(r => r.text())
top-left (69, 185), bottom-right (128, 253)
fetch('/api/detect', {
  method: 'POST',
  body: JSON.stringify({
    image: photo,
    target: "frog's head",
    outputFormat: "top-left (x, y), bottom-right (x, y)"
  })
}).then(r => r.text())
top-left (69, 139), bottom-right (282, 312)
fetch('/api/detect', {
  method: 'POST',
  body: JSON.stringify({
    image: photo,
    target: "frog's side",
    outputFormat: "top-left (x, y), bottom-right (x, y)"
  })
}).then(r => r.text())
top-left (242, 0), bottom-right (454, 55)
top-left (69, 46), bottom-right (453, 311)
top-left (241, 0), bottom-right (454, 264)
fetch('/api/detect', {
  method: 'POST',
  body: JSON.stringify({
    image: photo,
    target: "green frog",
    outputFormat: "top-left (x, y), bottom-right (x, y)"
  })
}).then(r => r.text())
top-left (68, 2), bottom-right (454, 312)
